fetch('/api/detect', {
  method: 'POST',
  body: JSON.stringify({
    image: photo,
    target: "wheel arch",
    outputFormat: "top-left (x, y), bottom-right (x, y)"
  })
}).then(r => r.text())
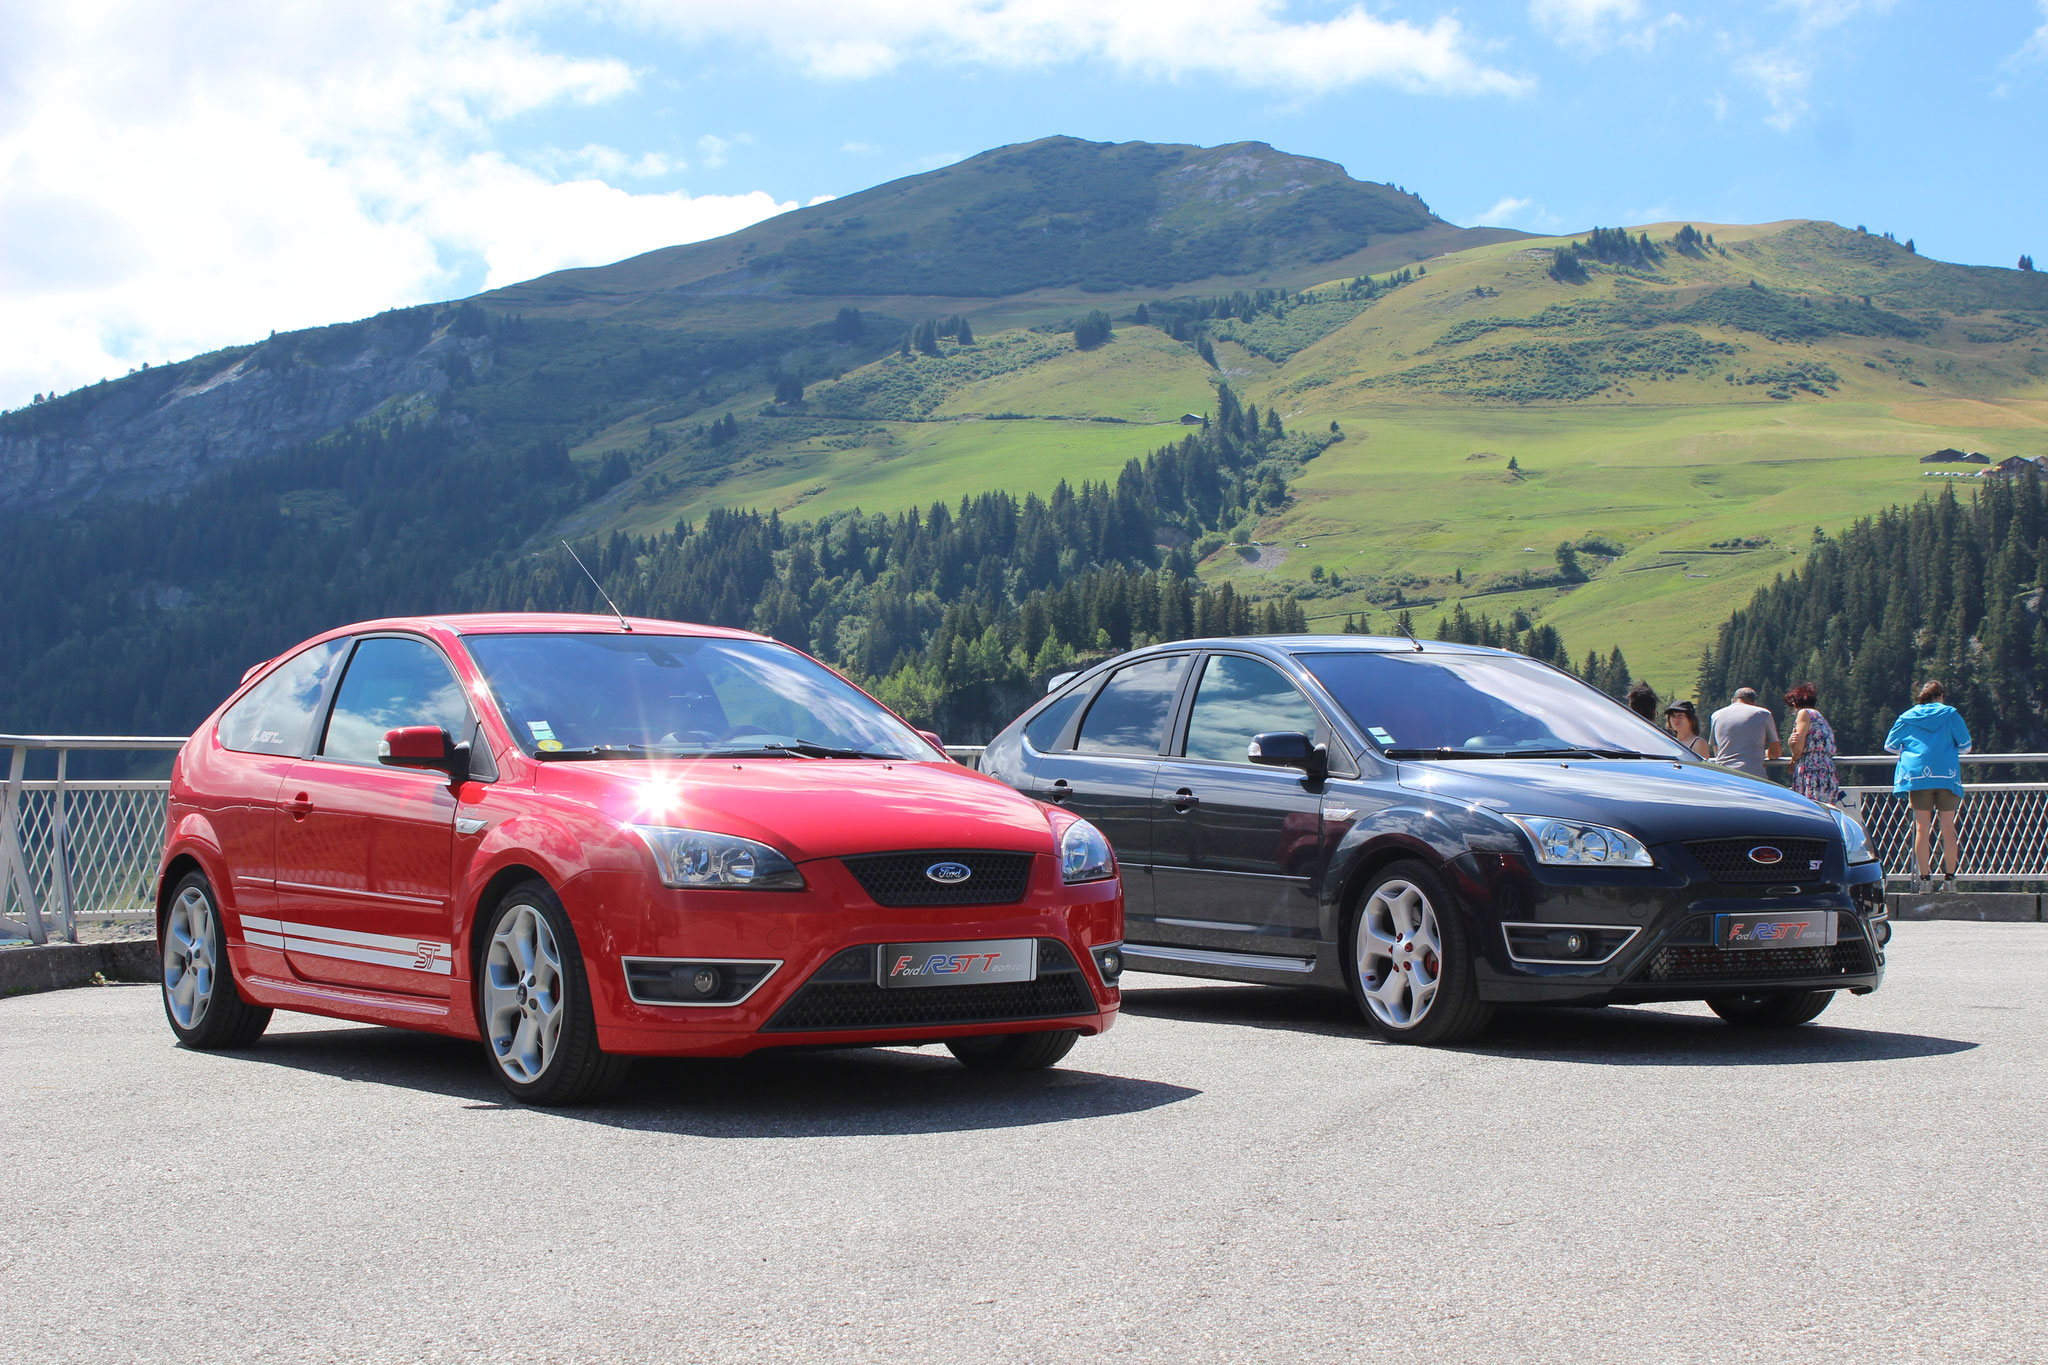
top-left (155, 852), bottom-right (208, 939)
top-left (465, 863), bottom-right (555, 975)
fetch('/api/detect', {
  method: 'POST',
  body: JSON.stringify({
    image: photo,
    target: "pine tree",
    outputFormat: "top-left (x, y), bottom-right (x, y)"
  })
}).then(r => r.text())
top-left (2021, 255), bottom-right (2036, 273)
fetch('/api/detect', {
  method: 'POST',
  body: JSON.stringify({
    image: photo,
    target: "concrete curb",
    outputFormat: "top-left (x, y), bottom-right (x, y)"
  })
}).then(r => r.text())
top-left (1888, 892), bottom-right (2044, 922)
top-left (0, 940), bottom-right (159, 998)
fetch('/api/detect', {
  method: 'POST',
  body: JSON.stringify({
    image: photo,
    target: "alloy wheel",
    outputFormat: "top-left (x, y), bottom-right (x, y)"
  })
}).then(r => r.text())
top-left (1356, 879), bottom-right (1442, 1029)
top-left (163, 884), bottom-right (216, 1030)
top-left (485, 902), bottom-right (565, 1083)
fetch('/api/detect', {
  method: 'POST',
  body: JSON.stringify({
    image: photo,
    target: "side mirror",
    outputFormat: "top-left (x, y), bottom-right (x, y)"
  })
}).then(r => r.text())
top-left (379, 725), bottom-right (462, 774)
top-left (917, 729), bottom-right (946, 754)
top-left (1249, 731), bottom-right (1326, 779)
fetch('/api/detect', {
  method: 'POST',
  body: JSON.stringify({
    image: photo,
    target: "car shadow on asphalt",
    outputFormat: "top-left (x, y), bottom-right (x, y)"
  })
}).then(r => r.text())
top-left (233, 1023), bottom-right (1201, 1135)
top-left (1119, 983), bottom-right (1979, 1065)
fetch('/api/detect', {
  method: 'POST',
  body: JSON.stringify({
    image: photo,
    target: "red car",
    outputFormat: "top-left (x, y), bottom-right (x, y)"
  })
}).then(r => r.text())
top-left (154, 614), bottom-right (1122, 1104)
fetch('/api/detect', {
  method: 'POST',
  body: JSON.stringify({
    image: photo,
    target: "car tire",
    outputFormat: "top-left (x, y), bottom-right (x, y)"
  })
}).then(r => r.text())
top-left (1706, 990), bottom-right (1835, 1028)
top-left (946, 1028), bottom-right (1080, 1072)
top-left (161, 870), bottom-right (272, 1050)
top-left (1344, 860), bottom-right (1494, 1046)
top-left (476, 880), bottom-right (631, 1106)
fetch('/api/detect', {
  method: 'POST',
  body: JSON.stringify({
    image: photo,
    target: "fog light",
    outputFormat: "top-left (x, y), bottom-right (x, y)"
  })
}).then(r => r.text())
top-left (1091, 943), bottom-right (1124, 984)
top-left (690, 966), bottom-right (721, 997)
top-left (1547, 929), bottom-right (1591, 958)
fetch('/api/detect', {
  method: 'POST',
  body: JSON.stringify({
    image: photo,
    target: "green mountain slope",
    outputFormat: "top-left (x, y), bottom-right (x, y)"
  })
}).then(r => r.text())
top-left (598, 218), bottom-right (2048, 691)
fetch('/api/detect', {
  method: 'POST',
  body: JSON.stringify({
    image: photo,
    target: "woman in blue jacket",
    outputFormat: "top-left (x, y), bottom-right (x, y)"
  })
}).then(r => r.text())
top-left (1886, 679), bottom-right (1973, 893)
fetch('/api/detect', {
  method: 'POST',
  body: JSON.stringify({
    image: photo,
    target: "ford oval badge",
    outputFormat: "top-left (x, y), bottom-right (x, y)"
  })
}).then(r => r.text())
top-left (925, 861), bottom-right (973, 884)
top-left (1748, 846), bottom-right (1784, 866)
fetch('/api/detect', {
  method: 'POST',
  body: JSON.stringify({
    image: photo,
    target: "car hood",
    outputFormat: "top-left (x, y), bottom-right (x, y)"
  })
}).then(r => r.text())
top-left (533, 758), bottom-right (1059, 861)
top-left (1394, 757), bottom-right (1839, 845)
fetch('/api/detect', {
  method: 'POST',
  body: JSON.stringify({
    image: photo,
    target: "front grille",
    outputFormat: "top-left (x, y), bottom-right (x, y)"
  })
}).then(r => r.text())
top-left (1686, 838), bottom-right (1830, 884)
top-left (764, 940), bottom-right (1094, 1032)
top-left (1634, 917), bottom-right (1876, 985)
top-left (841, 850), bottom-right (1034, 906)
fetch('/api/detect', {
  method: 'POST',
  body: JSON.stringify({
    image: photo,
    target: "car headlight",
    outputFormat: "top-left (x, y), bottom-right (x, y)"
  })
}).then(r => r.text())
top-left (1833, 807), bottom-right (1878, 865)
top-left (1504, 814), bottom-right (1654, 868)
top-left (1058, 818), bottom-right (1116, 884)
top-left (630, 826), bottom-right (805, 890)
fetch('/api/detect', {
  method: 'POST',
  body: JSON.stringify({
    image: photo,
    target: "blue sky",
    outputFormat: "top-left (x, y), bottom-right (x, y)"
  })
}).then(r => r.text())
top-left (4, 1), bottom-right (2045, 408)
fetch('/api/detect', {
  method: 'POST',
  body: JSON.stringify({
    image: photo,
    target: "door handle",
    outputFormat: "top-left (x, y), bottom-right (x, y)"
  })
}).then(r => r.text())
top-left (285, 792), bottom-right (313, 821)
top-left (1046, 778), bottom-right (1071, 804)
top-left (1170, 787), bottom-right (1199, 813)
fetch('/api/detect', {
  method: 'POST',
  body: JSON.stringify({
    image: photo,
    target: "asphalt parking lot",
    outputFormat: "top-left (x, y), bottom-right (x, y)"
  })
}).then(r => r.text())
top-left (2, 922), bottom-right (2043, 1364)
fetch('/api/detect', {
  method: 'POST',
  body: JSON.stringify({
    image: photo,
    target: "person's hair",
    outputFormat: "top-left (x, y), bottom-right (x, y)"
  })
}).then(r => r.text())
top-left (1626, 679), bottom-right (1659, 721)
top-left (1784, 681), bottom-right (1818, 709)
top-left (1664, 701), bottom-right (1699, 738)
top-left (1916, 679), bottom-right (1945, 704)
top-left (1733, 686), bottom-right (1759, 703)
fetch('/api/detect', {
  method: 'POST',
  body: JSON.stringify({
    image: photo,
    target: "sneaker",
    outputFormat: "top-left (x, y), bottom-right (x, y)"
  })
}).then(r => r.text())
top-left (1940, 876), bottom-right (1956, 895)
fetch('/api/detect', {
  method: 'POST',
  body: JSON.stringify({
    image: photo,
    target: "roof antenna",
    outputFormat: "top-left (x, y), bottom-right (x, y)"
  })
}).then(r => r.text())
top-left (1395, 613), bottom-right (1423, 652)
top-left (560, 539), bottom-right (631, 632)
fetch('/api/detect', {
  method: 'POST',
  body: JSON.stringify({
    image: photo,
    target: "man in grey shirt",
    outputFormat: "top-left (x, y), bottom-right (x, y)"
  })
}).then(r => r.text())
top-left (1710, 688), bottom-right (1782, 776)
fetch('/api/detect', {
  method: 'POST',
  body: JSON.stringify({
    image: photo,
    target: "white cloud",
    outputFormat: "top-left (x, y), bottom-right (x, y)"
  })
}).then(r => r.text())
top-left (0, 2), bottom-right (799, 408)
top-left (612, 0), bottom-right (1529, 96)
top-left (1530, 0), bottom-right (1640, 43)
top-left (841, 141), bottom-right (883, 155)
top-left (2014, 0), bottom-right (2048, 63)
top-left (696, 132), bottom-right (753, 168)
top-left (1735, 0), bottom-right (1897, 130)
top-left (1470, 196), bottom-right (1563, 231)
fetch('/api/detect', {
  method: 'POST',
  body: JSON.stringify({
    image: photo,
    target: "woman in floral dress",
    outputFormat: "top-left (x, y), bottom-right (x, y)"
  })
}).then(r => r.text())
top-left (1785, 681), bottom-right (1843, 806)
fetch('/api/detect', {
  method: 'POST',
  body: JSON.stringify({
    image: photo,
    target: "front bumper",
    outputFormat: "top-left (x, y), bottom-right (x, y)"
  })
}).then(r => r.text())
top-left (1452, 851), bottom-right (1886, 1006)
top-left (556, 855), bottom-right (1122, 1057)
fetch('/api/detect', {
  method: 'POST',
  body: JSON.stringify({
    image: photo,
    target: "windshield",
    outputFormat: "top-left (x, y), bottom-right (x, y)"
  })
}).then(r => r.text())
top-left (1297, 650), bottom-right (1693, 760)
top-left (463, 633), bottom-right (927, 760)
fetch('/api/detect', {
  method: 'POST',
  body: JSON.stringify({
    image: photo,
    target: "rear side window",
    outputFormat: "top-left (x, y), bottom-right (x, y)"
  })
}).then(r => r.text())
top-left (1076, 656), bottom-right (1188, 756)
top-left (321, 637), bottom-right (473, 764)
top-left (217, 640), bottom-right (348, 757)
top-left (1184, 656), bottom-right (1323, 764)
top-left (1023, 689), bottom-right (1087, 753)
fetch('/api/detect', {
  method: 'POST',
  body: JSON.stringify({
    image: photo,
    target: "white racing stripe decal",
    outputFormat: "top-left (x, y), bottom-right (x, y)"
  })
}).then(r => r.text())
top-left (241, 916), bottom-right (453, 975)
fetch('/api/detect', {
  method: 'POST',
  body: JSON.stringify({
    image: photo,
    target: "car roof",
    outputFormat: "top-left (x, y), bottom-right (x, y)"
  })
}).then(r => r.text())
top-left (322, 612), bottom-right (768, 640)
top-left (1120, 634), bottom-right (1508, 659)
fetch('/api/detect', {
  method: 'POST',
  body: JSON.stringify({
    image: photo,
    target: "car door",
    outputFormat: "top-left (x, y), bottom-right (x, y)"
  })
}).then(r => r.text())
top-left (272, 635), bottom-right (471, 997)
top-left (1030, 654), bottom-right (1193, 921)
top-left (1148, 653), bottom-right (1328, 950)
top-left (205, 639), bottom-right (349, 952)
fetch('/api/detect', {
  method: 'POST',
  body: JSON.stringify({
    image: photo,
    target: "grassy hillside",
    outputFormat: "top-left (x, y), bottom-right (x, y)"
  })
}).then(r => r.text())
top-left (578, 218), bottom-right (2048, 692)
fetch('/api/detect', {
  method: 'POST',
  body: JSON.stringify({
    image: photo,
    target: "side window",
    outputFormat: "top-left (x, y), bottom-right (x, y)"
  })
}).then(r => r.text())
top-left (1076, 656), bottom-right (1189, 756)
top-left (1023, 689), bottom-right (1087, 753)
top-left (217, 640), bottom-right (348, 757)
top-left (1183, 655), bottom-right (1322, 764)
top-left (321, 637), bottom-right (473, 765)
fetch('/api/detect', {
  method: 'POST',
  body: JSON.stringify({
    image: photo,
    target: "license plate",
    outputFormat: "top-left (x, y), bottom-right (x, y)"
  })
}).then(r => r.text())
top-left (1716, 911), bottom-right (1838, 950)
top-left (880, 938), bottom-right (1037, 988)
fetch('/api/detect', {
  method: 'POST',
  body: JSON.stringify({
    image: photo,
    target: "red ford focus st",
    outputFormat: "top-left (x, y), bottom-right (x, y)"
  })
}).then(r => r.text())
top-left (155, 614), bottom-right (1123, 1104)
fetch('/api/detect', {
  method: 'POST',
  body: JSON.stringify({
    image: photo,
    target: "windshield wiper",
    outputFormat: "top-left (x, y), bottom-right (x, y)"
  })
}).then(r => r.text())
top-left (706, 740), bottom-right (902, 760)
top-left (1383, 746), bottom-right (1609, 761)
top-left (530, 743), bottom-right (672, 761)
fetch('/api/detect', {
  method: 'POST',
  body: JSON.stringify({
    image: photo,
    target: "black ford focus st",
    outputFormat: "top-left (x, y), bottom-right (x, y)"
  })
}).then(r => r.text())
top-left (979, 636), bottom-right (1887, 1045)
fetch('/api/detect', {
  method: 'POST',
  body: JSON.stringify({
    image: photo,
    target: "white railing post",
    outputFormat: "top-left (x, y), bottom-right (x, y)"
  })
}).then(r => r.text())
top-left (1, 742), bottom-right (47, 944)
top-left (53, 746), bottom-right (77, 943)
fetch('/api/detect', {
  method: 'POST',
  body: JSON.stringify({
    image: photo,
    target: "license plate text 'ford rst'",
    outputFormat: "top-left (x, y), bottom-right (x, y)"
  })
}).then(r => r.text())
top-left (881, 939), bottom-right (1038, 988)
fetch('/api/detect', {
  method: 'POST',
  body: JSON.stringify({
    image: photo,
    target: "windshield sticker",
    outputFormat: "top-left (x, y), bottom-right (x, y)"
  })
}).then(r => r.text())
top-left (537, 739), bottom-right (563, 752)
top-left (528, 721), bottom-right (556, 742)
top-left (1369, 727), bottom-right (1395, 745)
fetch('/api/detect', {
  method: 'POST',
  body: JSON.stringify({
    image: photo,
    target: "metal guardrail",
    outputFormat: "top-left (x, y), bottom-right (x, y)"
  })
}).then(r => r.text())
top-left (2, 735), bottom-right (187, 945)
top-left (5, 737), bottom-right (2043, 947)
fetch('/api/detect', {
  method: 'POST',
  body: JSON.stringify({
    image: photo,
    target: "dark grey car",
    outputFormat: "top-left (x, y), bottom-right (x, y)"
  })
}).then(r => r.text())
top-left (978, 635), bottom-right (1887, 1044)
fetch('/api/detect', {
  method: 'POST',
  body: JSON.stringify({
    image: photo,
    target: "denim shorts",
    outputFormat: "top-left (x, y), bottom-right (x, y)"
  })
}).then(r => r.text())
top-left (1908, 788), bottom-right (1961, 813)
